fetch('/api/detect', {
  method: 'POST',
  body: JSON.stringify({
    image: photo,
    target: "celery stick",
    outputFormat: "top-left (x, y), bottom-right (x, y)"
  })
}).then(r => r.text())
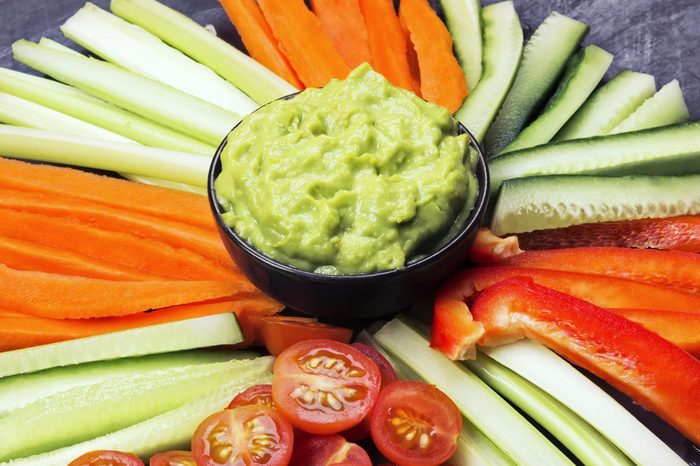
top-left (13, 40), bottom-right (239, 146)
top-left (0, 67), bottom-right (215, 154)
top-left (374, 319), bottom-right (573, 466)
top-left (61, 3), bottom-right (258, 115)
top-left (485, 341), bottom-right (686, 466)
top-left (610, 79), bottom-right (690, 134)
top-left (0, 126), bottom-right (210, 187)
top-left (37, 38), bottom-right (81, 55)
top-left (110, 0), bottom-right (298, 104)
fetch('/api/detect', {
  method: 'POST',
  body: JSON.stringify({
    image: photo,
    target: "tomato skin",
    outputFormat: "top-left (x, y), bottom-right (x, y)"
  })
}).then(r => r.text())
top-left (289, 434), bottom-right (372, 466)
top-left (191, 405), bottom-right (293, 466)
top-left (371, 381), bottom-right (462, 466)
top-left (272, 339), bottom-right (381, 435)
top-left (227, 384), bottom-right (274, 409)
top-left (149, 450), bottom-right (196, 466)
top-left (261, 316), bottom-right (353, 356)
top-left (67, 450), bottom-right (143, 466)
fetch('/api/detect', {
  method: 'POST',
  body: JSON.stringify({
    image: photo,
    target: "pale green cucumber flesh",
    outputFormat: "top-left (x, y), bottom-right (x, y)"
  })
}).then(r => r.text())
top-left (0, 357), bottom-right (271, 460)
top-left (0, 313), bottom-right (243, 378)
top-left (554, 70), bottom-right (656, 140)
top-left (484, 12), bottom-right (588, 156)
top-left (488, 121), bottom-right (700, 193)
top-left (455, 1), bottom-right (523, 143)
top-left (439, 0), bottom-right (483, 91)
top-left (610, 80), bottom-right (690, 134)
top-left (3, 371), bottom-right (272, 466)
top-left (491, 174), bottom-right (700, 235)
top-left (500, 45), bottom-right (613, 154)
top-left (0, 349), bottom-right (256, 417)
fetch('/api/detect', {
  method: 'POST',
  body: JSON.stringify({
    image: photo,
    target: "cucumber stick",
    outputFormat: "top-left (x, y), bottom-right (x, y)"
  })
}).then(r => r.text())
top-left (491, 174), bottom-right (700, 235)
top-left (0, 313), bottom-right (242, 378)
top-left (501, 45), bottom-right (613, 154)
top-left (554, 70), bottom-right (656, 140)
top-left (484, 12), bottom-right (588, 156)
top-left (374, 319), bottom-right (574, 466)
top-left (455, 1), bottom-right (523, 143)
top-left (3, 371), bottom-right (272, 466)
top-left (0, 357), bottom-right (272, 460)
top-left (0, 349), bottom-right (255, 417)
top-left (488, 121), bottom-right (700, 193)
top-left (610, 79), bottom-right (689, 134)
top-left (439, 0), bottom-right (482, 91)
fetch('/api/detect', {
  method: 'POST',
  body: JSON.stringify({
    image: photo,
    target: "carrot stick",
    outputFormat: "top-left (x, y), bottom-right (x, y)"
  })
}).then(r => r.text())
top-left (0, 208), bottom-right (237, 282)
top-left (219, 0), bottom-right (304, 89)
top-left (0, 158), bottom-right (214, 229)
top-left (0, 188), bottom-right (235, 269)
top-left (310, 0), bottom-right (372, 69)
top-left (399, 0), bottom-right (468, 113)
top-left (0, 237), bottom-right (161, 281)
top-left (358, 0), bottom-right (417, 93)
top-left (0, 264), bottom-right (254, 319)
top-left (259, 0), bottom-right (350, 88)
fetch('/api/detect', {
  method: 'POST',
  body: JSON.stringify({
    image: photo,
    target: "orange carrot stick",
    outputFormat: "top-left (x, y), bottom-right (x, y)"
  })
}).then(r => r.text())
top-left (0, 264), bottom-right (254, 319)
top-left (0, 158), bottom-right (214, 229)
top-left (310, 0), bottom-right (372, 69)
top-left (219, 0), bottom-right (303, 89)
top-left (399, 0), bottom-right (468, 113)
top-left (358, 0), bottom-right (417, 93)
top-left (259, 0), bottom-right (350, 88)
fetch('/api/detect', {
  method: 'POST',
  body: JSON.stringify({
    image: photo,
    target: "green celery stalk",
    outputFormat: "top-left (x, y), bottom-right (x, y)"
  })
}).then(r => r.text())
top-left (110, 0), bottom-right (298, 104)
top-left (61, 3), bottom-right (258, 115)
top-left (12, 40), bottom-right (239, 146)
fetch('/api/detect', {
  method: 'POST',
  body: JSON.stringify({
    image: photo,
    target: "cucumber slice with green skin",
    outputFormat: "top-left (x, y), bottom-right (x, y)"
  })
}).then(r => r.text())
top-left (0, 349), bottom-right (256, 418)
top-left (488, 121), bottom-right (700, 194)
top-left (484, 12), bottom-right (588, 156)
top-left (3, 370), bottom-right (273, 466)
top-left (374, 318), bottom-right (574, 466)
top-left (500, 45), bottom-right (613, 154)
top-left (439, 0), bottom-right (483, 91)
top-left (491, 174), bottom-right (700, 235)
top-left (0, 313), bottom-right (243, 378)
top-left (454, 1), bottom-right (523, 143)
top-left (0, 357), bottom-right (272, 461)
top-left (554, 70), bottom-right (656, 141)
top-left (610, 80), bottom-right (690, 134)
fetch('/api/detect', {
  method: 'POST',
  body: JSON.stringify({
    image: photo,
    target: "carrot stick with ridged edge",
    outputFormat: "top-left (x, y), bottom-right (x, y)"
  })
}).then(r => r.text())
top-left (0, 208), bottom-right (237, 282)
top-left (359, 0), bottom-right (417, 93)
top-left (0, 264), bottom-right (253, 319)
top-left (219, 0), bottom-right (303, 89)
top-left (0, 157), bottom-right (213, 229)
top-left (310, 0), bottom-right (372, 69)
top-left (0, 188), bottom-right (235, 269)
top-left (259, 0), bottom-right (349, 88)
top-left (399, 0), bottom-right (468, 113)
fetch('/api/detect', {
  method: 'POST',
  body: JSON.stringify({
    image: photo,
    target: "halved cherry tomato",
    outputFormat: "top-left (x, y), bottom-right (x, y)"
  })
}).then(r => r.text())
top-left (191, 405), bottom-right (293, 466)
top-left (227, 384), bottom-right (275, 409)
top-left (272, 339), bottom-right (381, 434)
top-left (371, 381), bottom-right (462, 466)
top-left (68, 450), bottom-right (143, 466)
top-left (289, 434), bottom-right (372, 466)
top-left (260, 316), bottom-right (353, 356)
top-left (149, 450), bottom-right (196, 466)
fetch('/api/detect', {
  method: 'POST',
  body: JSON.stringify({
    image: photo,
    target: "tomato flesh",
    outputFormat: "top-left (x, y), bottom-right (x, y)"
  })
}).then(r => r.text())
top-left (192, 405), bottom-right (293, 466)
top-left (289, 434), bottom-right (372, 466)
top-left (272, 339), bottom-right (381, 434)
top-left (149, 450), bottom-right (196, 466)
top-left (371, 381), bottom-right (462, 466)
top-left (68, 450), bottom-right (143, 466)
top-left (228, 384), bottom-right (275, 410)
top-left (261, 316), bottom-right (353, 356)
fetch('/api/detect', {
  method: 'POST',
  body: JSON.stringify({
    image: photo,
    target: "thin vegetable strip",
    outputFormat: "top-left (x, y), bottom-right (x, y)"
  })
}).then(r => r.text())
top-left (310, 0), bottom-right (372, 69)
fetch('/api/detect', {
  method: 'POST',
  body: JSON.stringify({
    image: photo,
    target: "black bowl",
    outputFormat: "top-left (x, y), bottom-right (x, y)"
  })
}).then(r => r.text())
top-left (208, 100), bottom-right (489, 320)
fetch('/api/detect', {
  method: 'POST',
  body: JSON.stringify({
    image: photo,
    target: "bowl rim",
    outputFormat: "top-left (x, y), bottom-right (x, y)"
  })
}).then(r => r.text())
top-left (207, 95), bottom-right (490, 283)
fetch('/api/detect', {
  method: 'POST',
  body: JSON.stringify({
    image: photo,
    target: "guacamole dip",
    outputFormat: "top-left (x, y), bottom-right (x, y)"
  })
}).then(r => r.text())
top-left (215, 64), bottom-right (477, 275)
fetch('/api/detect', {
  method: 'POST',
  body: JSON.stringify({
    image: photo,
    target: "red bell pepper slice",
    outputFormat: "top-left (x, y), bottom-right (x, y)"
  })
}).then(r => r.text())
top-left (471, 277), bottom-right (700, 445)
top-left (502, 247), bottom-right (700, 294)
top-left (467, 228), bottom-right (523, 264)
